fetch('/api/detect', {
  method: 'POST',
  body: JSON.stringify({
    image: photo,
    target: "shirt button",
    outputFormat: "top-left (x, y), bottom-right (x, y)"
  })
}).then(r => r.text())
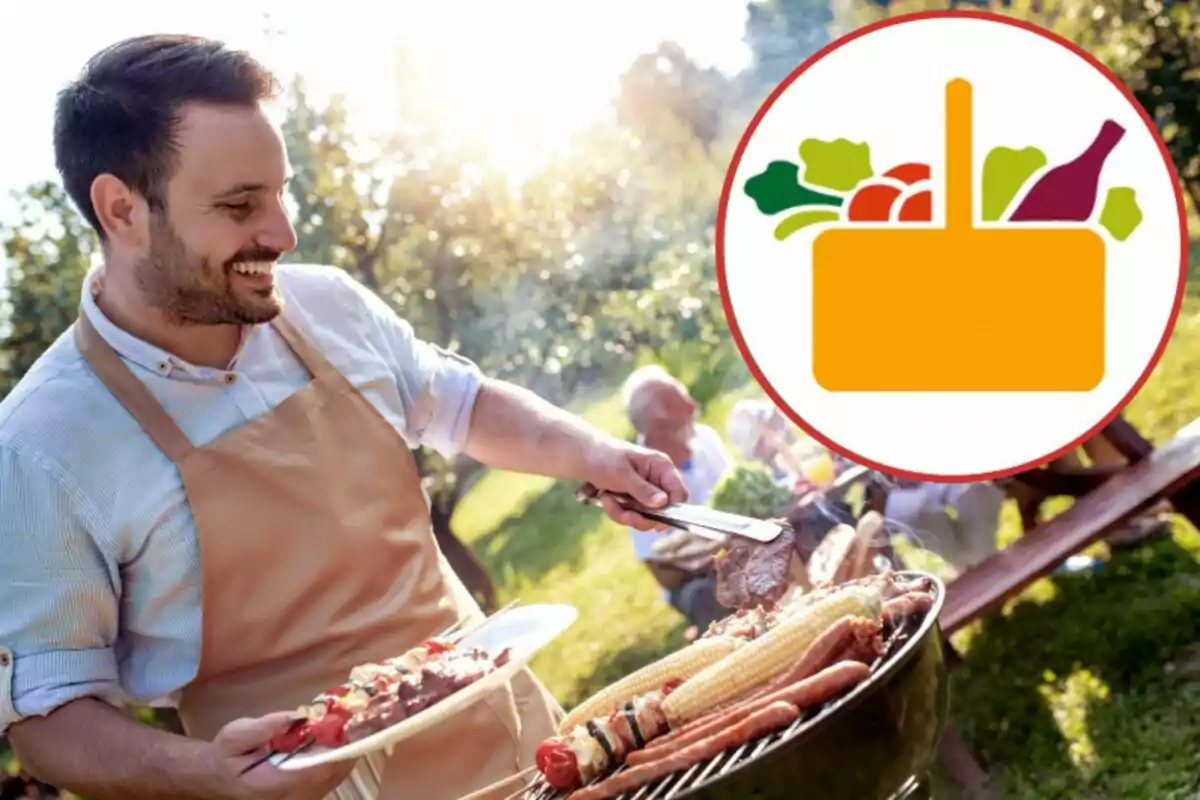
top-left (157, 361), bottom-right (169, 373)
top-left (0, 652), bottom-right (9, 667)
top-left (224, 373), bottom-right (237, 384)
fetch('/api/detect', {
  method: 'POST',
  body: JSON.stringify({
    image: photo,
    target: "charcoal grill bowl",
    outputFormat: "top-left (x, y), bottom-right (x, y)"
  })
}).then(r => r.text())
top-left (665, 570), bottom-right (949, 800)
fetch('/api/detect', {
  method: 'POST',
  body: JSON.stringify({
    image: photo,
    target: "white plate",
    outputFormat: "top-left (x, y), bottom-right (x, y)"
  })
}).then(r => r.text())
top-left (271, 603), bottom-right (578, 770)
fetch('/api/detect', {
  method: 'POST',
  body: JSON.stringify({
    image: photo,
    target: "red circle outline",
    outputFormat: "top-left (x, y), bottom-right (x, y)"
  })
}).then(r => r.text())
top-left (716, 9), bottom-right (1189, 483)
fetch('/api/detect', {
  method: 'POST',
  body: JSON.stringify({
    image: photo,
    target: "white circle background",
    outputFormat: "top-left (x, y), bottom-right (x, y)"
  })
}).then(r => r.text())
top-left (721, 15), bottom-right (1184, 478)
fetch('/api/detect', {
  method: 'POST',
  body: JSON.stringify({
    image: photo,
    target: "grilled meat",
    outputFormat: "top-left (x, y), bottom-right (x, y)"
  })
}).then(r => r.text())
top-left (713, 525), bottom-right (805, 611)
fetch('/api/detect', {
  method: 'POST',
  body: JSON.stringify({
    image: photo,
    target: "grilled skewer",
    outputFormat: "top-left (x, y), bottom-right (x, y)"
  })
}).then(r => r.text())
top-left (239, 599), bottom-right (522, 774)
top-left (241, 736), bottom-right (316, 775)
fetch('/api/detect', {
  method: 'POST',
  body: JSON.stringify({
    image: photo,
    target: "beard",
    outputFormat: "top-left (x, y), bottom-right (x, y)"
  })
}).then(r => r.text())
top-left (134, 214), bottom-right (284, 326)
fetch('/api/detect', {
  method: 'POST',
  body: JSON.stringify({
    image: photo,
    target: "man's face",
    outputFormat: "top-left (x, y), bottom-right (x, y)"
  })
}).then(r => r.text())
top-left (135, 102), bottom-right (298, 326)
top-left (642, 381), bottom-right (698, 446)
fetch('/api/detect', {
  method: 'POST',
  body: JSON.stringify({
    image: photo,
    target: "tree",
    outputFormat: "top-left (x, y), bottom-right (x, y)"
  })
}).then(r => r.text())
top-left (616, 42), bottom-right (730, 156)
top-left (1076, 0), bottom-right (1200, 213)
top-left (741, 0), bottom-right (836, 104)
top-left (0, 182), bottom-right (96, 397)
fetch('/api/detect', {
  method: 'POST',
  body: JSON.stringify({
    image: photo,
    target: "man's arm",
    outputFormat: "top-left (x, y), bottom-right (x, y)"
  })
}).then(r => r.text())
top-left (0, 442), bottom-right (348, 800)
top-left (9, 700), bottom-right (225, 800)
top-left (462, 379), bottom-right (618, 482)
top-left (11, 700), bottom-right (348, 800)
top-left (0, 444), bottom-right (221, 798)
top-left (463, 379), bottom-right (688, 525)
top-left (328, 269), bottom-right (687, 524)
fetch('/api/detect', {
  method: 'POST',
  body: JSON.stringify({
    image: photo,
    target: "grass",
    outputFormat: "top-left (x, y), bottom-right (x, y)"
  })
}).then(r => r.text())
top-left (453, 243), bottom-right (1200, 798)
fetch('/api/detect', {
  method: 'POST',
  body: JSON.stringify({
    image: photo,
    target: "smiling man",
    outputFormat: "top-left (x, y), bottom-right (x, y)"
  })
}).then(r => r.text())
top-left (0, 35), bottom-right (685, 800)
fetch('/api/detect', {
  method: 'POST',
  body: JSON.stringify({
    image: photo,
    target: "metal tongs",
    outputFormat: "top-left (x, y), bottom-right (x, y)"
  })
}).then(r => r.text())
top-left (575, 483), bottom-right (788, 543)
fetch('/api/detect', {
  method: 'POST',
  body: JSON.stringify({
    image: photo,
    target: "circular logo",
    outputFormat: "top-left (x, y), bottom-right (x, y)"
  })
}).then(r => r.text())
top-left (718, 11), bottom-right (1187, 481)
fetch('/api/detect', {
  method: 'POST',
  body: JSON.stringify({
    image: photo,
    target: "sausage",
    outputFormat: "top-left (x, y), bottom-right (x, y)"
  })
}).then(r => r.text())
top-left (626, 661), bottom-right (868, 766)
top-left (882, 591), bottom-right (934, 624)
top-left (567, 702), bottom-right (800, 800)
top-left (630, 617), bottom-right (863, 758)
top-left (769, 616), bottom-right (878, 690)
top-left (638, 689), bottom-right (762, 754)
top-left (831, 634), bottom-right (886, 666)
top-left (827, 617), bottom-right (886, 666)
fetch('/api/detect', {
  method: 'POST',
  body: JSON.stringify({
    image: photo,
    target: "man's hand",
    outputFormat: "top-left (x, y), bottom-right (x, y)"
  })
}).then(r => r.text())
top-left (8, 698), bottom-right (354, 800)
top-left (584, 438), bottom-right (689, 531)
top-left (208, 713), bottom-right (355, 800)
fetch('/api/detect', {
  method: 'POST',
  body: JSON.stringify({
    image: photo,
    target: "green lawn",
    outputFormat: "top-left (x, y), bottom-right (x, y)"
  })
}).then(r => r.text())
top-left (453, 247), bottom-right (1200, 798)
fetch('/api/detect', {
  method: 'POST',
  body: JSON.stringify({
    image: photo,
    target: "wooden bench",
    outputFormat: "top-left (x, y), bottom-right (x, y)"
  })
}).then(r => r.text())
top-left (941, 417), bottom-right (1200, 636)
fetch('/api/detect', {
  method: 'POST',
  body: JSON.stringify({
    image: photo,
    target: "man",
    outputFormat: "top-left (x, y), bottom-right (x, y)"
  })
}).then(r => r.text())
top-left (621, 366), bottom-right (732, 631)
top-left (0, 36), bottom-right (686, 800)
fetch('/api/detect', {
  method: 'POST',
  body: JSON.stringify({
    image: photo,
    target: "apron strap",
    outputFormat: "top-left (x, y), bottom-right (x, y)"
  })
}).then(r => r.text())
top-left (269, 314), bottom-right (346, 386)
top-left (271, 312), bottom-right (441, 452)
top-left (74, 310), bottom-right (195, 464)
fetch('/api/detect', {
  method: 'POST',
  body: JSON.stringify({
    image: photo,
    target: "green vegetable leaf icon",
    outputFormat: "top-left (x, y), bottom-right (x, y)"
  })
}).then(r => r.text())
top-left (981, 146), bottom-right (1047, 221)
top-left (798, 138), bottom-right (874, 192)
top-left (744, 161), bottom-right (844, 215)
top-left (1098, 187), bottom-right (1143, 241)
top-left (774, 209), bottom-right (840, 241)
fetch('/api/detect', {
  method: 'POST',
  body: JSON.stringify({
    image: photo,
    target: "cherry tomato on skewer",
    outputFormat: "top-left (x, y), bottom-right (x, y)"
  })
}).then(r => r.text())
top-left (535, 739), bottom-right (580, 790)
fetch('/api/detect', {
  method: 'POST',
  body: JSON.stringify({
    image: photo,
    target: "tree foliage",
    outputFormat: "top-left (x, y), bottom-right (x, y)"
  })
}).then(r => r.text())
top-left (742, 0), bottom-right (835, 100)
top-left (1078, 0), bottom-right (1200, 212)
top-left (0, 182), bottom-right (96, 396)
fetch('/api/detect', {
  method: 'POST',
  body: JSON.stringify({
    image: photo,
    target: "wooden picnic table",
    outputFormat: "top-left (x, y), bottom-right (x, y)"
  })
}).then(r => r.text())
top-left (941, 413), bottom-right (1200, 636)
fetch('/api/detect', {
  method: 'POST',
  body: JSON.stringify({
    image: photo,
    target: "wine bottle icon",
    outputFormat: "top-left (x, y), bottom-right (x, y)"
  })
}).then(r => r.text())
top-left (1007, 120), bottom-right (1126, 222)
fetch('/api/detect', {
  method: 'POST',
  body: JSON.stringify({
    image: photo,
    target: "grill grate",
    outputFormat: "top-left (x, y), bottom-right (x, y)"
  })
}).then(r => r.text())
top-left (524, 601), bottom-right (927, 800)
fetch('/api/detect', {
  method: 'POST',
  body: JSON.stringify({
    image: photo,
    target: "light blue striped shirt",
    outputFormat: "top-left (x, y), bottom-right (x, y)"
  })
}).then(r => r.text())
top-left (0, 262), bottom-right (483, 735)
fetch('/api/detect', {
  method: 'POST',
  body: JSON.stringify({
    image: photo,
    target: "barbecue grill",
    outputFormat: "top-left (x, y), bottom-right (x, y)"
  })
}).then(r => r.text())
top-left (524, 570), bottom-right (948, 800)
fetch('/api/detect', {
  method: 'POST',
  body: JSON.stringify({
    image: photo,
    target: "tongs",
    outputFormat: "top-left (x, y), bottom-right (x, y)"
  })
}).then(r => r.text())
top-left (575, 483), bottom-right (788, 543)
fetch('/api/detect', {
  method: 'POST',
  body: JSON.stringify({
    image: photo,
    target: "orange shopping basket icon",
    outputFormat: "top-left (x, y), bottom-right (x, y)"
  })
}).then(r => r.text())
top-left (811, 78), bottom-right (1106, 392)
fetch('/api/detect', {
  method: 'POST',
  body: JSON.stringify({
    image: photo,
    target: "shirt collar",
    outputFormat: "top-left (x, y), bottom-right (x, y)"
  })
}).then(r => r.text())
top-left (80, 264), bottom-right (251, 380)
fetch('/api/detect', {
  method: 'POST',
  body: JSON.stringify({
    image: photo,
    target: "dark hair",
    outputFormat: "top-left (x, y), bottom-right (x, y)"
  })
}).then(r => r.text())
top-left (53, 34), bottom-right (280, 238)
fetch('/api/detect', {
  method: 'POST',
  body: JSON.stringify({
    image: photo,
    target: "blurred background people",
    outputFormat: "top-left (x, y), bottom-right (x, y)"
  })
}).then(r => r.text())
top-left (871, 479), bottom-right (1006, 574)
top-left (726, 398), bottom-right (841, 493)
top-left (726, 398), bottom-right (800, 482)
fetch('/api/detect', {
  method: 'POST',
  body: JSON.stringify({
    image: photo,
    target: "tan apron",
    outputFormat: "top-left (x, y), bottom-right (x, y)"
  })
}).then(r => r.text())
top-left (75, 309), bottom-right (562, 800)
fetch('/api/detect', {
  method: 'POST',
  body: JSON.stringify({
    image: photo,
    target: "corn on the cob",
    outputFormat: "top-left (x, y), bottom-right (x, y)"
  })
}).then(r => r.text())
top-left (558, 636), bottom-right (738, 733)
top-left (662, 586), bottom-right (882, 726)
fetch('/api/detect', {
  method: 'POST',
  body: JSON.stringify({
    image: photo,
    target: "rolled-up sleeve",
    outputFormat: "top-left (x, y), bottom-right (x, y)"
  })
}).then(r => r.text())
top-left (333, 271), bottom-right (484, 457)
top-left (0, 442), bottom-right (123, 735)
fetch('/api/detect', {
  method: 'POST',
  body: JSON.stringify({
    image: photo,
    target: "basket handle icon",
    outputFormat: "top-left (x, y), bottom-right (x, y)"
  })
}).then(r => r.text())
top-left (811, 75), bottom-right (1105, 393)
top-left (945, 78), bottom-right (974, 232)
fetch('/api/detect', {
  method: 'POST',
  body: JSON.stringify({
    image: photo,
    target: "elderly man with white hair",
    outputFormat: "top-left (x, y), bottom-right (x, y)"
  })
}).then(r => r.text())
top-left (621, 365), bottom-right (733, 630)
